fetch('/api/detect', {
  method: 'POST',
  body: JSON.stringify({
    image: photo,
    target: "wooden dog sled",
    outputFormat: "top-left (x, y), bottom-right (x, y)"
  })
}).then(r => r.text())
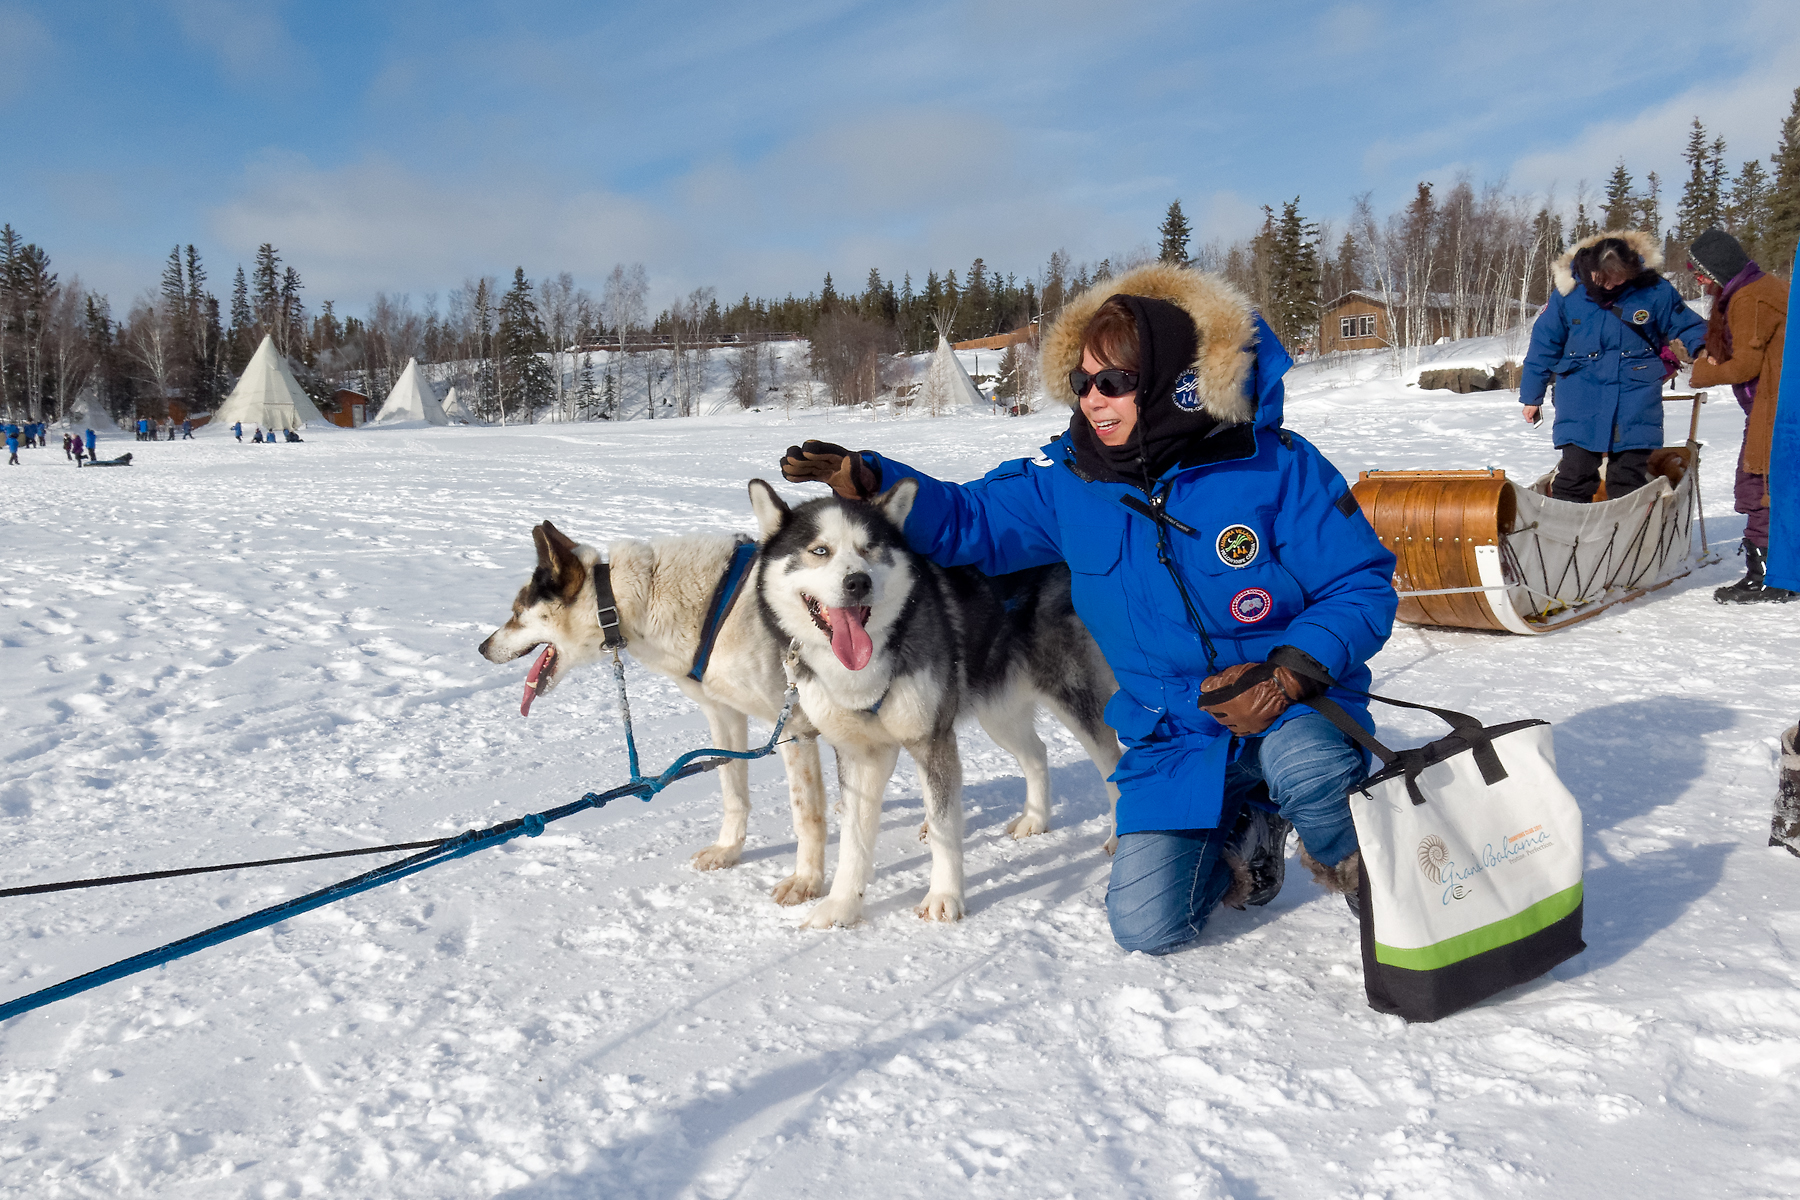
top-left (1351, 394), bottom-right (1712, 634)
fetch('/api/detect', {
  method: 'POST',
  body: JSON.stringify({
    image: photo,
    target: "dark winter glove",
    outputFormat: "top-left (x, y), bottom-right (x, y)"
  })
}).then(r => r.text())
top-left (780, 440), bottom-right (881, 500)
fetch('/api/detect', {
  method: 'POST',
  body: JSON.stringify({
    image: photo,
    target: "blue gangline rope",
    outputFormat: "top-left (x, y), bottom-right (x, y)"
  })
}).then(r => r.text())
top-left (0, 660), bottom-right (796, 1024)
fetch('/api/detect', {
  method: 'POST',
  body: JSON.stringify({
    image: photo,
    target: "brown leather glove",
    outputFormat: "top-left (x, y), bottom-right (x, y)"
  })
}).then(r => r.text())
top-left (780, 440), bottom-right (880, 500)
top-left (1200, 662), bottom-right (1313, 736)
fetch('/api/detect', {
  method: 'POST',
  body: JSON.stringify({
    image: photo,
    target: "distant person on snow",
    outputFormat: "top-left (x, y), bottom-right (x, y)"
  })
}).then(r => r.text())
top-left (1520, 230), bottom-right (1707, 504)
top-left (62, 433), bottom-right (73, 460)
top-left (182, 419), bottom-right (194, 440)
top-left (252, 427), bottom-right (264, 444)
top-left (5, 429), bottom-right (18, 465)
top-left (84, 427), bottom-right (97, 462)
top-left (232, 421), bottom-right (243, 442)
top-left (1685, 228), bottom-right (1793, 604)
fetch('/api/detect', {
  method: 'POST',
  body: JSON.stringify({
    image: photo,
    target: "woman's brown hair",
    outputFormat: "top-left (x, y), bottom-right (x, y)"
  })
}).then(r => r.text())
top-left (1079, 296), bottom-right (1139, 371)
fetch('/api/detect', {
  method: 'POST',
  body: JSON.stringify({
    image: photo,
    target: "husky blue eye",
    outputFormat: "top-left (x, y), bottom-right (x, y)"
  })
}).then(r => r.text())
top-left (810, 546), bottom-right (830, 556)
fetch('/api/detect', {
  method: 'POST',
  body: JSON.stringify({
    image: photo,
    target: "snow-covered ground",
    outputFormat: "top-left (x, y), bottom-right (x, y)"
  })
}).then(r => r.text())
top-left (3, 354), bottom-right (1798, 1199)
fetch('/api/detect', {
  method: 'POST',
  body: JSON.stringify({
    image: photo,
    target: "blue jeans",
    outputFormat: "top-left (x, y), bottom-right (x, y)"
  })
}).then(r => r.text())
top-left (1105, 710), bottom-right (1366, 955)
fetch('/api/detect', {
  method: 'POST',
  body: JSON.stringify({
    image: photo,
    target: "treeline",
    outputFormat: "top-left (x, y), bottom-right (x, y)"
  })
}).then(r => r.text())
top-left (6, 90), bottom-right (1797, 423)
top-left (1193, 88), bottom-right (1800, 360)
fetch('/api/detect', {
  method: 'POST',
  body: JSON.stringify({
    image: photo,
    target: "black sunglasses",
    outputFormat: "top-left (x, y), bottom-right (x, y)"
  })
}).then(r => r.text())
top-left (1068, 368), bottom-right (1140, 399)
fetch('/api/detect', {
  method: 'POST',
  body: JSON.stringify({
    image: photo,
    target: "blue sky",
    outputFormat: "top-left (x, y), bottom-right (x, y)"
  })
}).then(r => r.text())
top-left (3, 0), bottom-right (1798, 315)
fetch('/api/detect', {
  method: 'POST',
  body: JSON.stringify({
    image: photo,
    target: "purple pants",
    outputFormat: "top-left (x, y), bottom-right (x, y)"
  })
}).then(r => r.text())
top-left (1735, 392), bottom-right (1771, 547)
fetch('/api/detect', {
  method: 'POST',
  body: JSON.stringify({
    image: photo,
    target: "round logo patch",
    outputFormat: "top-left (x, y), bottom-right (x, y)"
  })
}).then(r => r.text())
top-left (1631, 309), bottom-right (1651, 325)
top-left (1228, 587), bottom-right (1272, 624)
top-left (1216, 524), bottom-right (1259, 568)
top-left (1172, 369), bottom-right (1202, 411)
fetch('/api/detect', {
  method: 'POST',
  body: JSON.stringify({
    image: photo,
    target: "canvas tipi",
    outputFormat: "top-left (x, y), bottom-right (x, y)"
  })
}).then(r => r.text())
top-left (212, 336), bottom-right (325, 430)
top-left (441, 386), bottom-right (481, 425)
top-left (64, 386), bottom-right (125, 431)
top-left (372, 358), bottom-right (448, 425)
top-left (919, 334), bottom-right (987, 415)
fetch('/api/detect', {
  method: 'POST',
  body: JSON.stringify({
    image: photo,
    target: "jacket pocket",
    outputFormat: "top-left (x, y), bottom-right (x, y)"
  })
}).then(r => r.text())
top-left (1062, 525), bottom-right (1122, 575)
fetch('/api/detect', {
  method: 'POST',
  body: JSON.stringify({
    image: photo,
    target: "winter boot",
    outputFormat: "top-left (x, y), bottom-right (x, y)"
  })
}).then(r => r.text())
top-left (1222, 805), bottom-right (1291, 909)
top-left (1299, 844), bottom-right (1363, 916)
top-left (1773, 724), bottom-right (1800, 859)
top-left (1715, 540), bottom-right (1799, 604)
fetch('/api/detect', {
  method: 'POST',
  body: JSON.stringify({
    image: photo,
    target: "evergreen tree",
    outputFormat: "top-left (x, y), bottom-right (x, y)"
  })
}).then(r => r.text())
top-left (495, 267), bottom-right (552, 422)
top-left (1638, 171), bottom-right (1662, 238)
top-left (1572, 200), bottom-right (1599, 242)
top-left (1676, 118), bottom-right (1716, 241)
top-left (252, 243), bottom-right (281, 340)
top-left (1727, 159), bottom-right (1771, 262)
top-left (1602, 161), bottom-right (1636, 230)
top-left (1768, 86), bottom-right (1800, 270)
top-left (228, 265), bottom-right (253, 372)
top-left (963, 258), bottom-right (991, 339)
top-left (1158, 199), bottom-right (1192, 264)
top-left (819, 272), bottom-right (838, 314)
top-left (1265, 198), bottom-right (1321, 351)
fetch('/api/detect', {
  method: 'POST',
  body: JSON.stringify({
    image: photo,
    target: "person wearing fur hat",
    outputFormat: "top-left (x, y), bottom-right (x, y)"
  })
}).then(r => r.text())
top-left (780, 264), bottom-right (1397, 954)
top-left (1685, 228), bottom-right (1793, 603)
top-left (1520, 230), bottom-right (1707, 504)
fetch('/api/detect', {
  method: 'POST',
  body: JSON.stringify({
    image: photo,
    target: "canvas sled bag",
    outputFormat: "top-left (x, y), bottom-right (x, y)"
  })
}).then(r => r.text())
top-left (1221, 651), bottom-right (1587, 1022)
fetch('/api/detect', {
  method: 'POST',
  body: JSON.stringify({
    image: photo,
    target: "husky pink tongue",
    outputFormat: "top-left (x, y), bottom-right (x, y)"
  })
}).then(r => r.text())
top-left (521, 645), bottom-right (556, 716)
top-left (828, 607), bottom-right (873, 670)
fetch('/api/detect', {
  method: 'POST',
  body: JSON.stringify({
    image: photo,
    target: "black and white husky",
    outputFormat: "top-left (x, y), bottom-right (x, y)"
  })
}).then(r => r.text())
top-left (749, 478), bottom-right (1123, 928)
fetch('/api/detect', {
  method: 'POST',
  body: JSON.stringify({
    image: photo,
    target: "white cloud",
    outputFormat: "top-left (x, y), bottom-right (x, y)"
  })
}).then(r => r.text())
top-left (164, 0), bottom-right (306, 85)
top-left (0, 5), bottom-right (52, 102)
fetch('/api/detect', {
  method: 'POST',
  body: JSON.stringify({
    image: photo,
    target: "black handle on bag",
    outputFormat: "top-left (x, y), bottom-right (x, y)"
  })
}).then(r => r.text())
top-left (1264, 646), bottom-right (1512, 806)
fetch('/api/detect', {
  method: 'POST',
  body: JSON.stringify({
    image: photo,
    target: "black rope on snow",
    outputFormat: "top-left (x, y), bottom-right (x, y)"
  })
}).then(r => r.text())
top-left (0, 840), bottom-right (453, 899)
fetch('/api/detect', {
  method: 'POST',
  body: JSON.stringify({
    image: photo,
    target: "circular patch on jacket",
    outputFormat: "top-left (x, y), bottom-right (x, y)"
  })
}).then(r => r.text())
top-left (1229, 587), bottom-right (1272, 623)
top-left (1631, 309), bottom-right (1650, 324)
top-left (1172, 369), bottom-right (1201, 411)
top-left (1216, 524), bottom-right (1259, 567)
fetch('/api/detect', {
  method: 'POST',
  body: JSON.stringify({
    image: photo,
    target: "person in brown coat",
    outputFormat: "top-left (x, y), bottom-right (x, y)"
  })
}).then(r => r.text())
top-left (1688, 228), bottom-right (1793, 603)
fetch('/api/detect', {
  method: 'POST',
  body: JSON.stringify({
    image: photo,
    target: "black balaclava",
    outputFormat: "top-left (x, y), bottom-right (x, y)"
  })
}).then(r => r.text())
top-left (1068, 293), bottom-right (1216, 489)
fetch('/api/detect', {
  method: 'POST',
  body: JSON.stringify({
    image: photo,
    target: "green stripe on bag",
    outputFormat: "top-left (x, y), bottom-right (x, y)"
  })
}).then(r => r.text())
top-left (1373, 882), bottom-right (1584, 970)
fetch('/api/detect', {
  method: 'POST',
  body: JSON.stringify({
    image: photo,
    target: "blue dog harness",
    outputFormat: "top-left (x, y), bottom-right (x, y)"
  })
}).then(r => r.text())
top-left (688, 539), bottom-right (759, 682)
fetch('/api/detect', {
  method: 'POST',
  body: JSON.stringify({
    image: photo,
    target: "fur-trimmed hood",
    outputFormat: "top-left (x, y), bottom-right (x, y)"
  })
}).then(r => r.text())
top-left (1552, 229), bottom-right (1664, 296)
top-left (1039, 261), bottom-right (1267, 425)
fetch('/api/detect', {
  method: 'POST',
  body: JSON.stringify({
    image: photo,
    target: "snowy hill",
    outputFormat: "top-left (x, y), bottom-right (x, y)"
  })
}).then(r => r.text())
top-left (1, 348), bottom-right (1797, 1198)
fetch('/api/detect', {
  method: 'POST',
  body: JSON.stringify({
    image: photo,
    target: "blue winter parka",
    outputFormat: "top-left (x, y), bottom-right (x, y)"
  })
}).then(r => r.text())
top-left (1519, 275), bottom-right (1706, 453)
top-left (870, 323), bottom-right (1399, 835)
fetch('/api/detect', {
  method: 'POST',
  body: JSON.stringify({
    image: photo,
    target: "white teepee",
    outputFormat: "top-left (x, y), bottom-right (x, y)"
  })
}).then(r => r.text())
top-left (372, 358), bottom-right (448, 425)
top-left (440, 386), bottom-right (481, 425)
top-left (213, 336), bottom-right (325, 430)
top-left (64, 386), bottom-right (125, 432)
top-left (920, 334), bottom-right (987, 414)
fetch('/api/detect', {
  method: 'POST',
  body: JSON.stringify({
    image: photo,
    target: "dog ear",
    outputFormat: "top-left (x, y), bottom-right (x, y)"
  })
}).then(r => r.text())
top-left (874, 477), bottom-right (918, 531)
top-left (538, 520), bottom-right (587, 602)
top-left (747, 479), bottom-right (789, 541)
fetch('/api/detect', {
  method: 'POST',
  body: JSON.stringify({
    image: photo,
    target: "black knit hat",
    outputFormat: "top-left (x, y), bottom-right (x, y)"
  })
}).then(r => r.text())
top-left (1688, 228), bottom-right (1749, 286)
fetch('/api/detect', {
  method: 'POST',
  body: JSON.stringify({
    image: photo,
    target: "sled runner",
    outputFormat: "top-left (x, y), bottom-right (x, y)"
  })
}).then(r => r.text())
top-left (1351, 394), bottom-right (1711, 634)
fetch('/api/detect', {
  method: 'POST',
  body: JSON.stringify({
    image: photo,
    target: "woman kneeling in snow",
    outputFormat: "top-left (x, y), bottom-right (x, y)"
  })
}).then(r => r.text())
top-left (781, 264), bottom-right (1397, 953)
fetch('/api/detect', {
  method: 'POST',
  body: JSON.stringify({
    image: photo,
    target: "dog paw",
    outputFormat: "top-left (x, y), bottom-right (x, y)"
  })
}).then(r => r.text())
top-left (770, 872), bottom-right (824, 906)
top-left (1103, 833), bottom-right (1119, 857)
top-left (801, 897), bottom-right (863, 929)
top-left (1004, 812), bottom-right (1049, 840)
top-left (915, 892), bottom-right (965, 922)
top-left (690, 844), bottom-right (742, 872)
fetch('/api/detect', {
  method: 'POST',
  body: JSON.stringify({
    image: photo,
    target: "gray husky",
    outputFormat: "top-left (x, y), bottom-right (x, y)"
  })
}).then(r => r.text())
top-left (749, 478), bottom-right (1123, 928)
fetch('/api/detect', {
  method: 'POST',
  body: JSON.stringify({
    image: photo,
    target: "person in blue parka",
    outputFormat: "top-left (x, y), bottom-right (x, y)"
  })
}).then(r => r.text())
top-left (1520, 229), bottom-right (1707, 503)
top-left (780, 264), bottom-right (1397, 954)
